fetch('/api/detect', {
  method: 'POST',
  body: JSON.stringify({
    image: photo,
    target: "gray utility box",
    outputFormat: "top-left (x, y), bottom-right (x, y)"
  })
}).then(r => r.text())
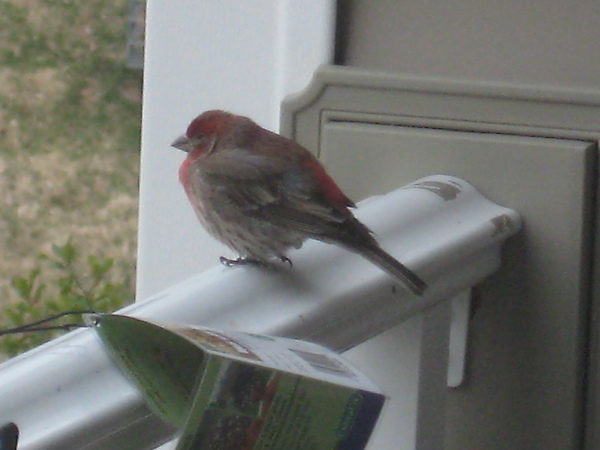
top-left (280, 65), bottom-right (600, 449)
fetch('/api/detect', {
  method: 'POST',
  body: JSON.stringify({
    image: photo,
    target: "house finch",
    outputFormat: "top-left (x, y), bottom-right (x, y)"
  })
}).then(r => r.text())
top-left (172, 110), bottom-right (427, 295)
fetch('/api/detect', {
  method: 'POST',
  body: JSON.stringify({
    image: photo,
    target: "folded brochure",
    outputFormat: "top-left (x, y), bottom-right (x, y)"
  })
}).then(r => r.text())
top-left (89, 314), bottom-right (385, 450)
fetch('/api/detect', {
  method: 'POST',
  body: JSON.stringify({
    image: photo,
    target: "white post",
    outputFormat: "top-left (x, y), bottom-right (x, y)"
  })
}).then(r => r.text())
top-left (136, 0), bottom-right (336, 299)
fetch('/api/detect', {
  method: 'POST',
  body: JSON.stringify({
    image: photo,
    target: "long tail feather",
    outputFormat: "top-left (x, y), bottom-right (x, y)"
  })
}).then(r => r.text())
top-left (352, 244), bottom-right (427, 296)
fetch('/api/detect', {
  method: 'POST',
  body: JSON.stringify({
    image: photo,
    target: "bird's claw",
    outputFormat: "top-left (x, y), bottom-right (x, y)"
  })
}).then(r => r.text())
top-left (279, 256), bottom-right (293, 268)
top-left (219, 256), bottom-right (293, 269)
top-left (220, 256), bottom-right (256, 267)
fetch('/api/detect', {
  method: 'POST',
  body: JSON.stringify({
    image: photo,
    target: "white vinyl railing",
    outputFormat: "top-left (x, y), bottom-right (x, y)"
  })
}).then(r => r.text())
top-left (0, 175), bottom-right (521, 449)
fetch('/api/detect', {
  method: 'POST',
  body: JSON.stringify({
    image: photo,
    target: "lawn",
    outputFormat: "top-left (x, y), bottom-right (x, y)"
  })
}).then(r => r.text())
top-left (0, 0), bottom-right (142, 355)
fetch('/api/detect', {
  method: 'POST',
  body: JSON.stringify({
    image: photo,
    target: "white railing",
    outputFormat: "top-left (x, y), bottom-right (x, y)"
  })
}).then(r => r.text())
top-left (0, 176), bottom-right (520, 449)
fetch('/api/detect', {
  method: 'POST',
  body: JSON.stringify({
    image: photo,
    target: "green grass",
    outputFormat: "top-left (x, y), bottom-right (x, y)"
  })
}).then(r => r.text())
top-left (0, 0), bottom-right (142, 355)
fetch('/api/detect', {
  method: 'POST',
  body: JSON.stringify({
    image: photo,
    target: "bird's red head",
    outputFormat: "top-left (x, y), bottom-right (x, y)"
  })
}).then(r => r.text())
top-left (186, 110), bottom-right (234, 139)
top-left (172, 110), bottom-right (237, 154)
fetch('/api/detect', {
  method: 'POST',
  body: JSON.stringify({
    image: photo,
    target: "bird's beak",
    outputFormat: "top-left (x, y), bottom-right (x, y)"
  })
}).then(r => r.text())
top-left (171, 135), bottom-right (193, 152)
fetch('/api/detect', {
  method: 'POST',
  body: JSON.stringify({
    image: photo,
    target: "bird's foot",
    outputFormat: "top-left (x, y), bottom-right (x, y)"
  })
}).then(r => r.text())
top-left (219, 255), bottom-right (293, 269)
top-left (279, 256), bottom-right (293, 268)
top-left (220, 256), bottom-right (264, 267)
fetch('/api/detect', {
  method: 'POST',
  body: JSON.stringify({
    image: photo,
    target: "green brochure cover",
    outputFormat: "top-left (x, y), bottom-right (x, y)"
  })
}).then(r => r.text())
top-left (90, 314), bottom-right (385, 450)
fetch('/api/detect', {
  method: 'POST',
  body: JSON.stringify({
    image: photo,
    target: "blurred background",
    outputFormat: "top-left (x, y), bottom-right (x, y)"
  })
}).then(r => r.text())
top-left (0, 0), bottom-right (145, 357)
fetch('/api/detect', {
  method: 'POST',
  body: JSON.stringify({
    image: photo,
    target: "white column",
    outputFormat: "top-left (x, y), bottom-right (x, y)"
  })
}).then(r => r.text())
top-left (136, 0), bottom-right (336, 299)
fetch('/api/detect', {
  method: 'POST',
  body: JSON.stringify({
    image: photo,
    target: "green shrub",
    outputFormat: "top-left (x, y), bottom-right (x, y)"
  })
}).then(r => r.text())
top-left (0, 240), bottom-right (132, 358)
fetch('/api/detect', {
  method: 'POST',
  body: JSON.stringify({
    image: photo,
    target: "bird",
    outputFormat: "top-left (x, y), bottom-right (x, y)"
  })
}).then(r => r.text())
top-left (172, 110), bottom-right (427, 295)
